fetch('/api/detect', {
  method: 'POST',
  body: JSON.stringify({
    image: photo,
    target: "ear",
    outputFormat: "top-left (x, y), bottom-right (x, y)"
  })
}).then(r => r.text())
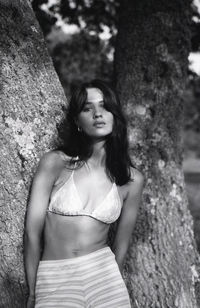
top-left (74, 117), bottom-right (79, 126)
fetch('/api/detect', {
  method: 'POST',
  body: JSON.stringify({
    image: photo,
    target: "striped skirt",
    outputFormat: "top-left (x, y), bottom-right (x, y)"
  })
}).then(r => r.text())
top-left (35, 246), bottom-right (131, 308)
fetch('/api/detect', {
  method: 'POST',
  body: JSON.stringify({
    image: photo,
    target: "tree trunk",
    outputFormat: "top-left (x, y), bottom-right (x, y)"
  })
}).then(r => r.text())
top-left (0, 1), bottom-right (66, 307)
top-left (114, 0), bottom-right (200, 307)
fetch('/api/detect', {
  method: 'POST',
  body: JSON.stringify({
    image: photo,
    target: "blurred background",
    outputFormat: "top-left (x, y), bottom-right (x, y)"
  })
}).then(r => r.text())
top-left (32, 0), bottom-right (200, 250)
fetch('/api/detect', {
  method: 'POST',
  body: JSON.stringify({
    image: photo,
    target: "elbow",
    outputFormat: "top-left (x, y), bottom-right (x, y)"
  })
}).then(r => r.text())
top-left (24, 229), bottom-right (41, 258)
top-left (112, 241), bottom-right (128, 260)
top-left (24, 226), bottom-right (41, 245)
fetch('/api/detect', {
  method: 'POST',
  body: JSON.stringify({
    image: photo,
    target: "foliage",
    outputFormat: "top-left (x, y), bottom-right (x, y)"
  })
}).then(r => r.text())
top-left (191, 3), bottom-right (200, 52)
top-left (186, 3), bottom-right (200, 131)
top-left (32, 0), bottom-right (116, 96)
top-left (48, 29), bottom-right (113, 97)
top-left (184, 75), bottom-right (200, 132)
top-left (32, 0), bottom-right (57, 35)
top-left (32, 0), bottom-right (119, 38)
top-left (32, 0), bottom-right (200, 134)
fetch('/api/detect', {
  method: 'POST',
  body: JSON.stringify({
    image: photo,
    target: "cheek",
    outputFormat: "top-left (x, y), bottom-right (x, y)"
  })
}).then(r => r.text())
top-left (77, 114), bottom-right (90, 127)
top-left (107, 113), bottom-right (114, 127)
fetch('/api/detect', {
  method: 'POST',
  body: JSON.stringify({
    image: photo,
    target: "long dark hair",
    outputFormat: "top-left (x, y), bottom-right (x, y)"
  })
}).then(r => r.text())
top-left (57, 79), bottom-right (133, 185)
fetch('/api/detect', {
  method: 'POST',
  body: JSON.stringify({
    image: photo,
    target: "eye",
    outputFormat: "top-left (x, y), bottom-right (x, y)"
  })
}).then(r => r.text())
top-left (99, 101), bottom-right (105, 108)
top-left (100, 102), bottom-right (109, 111)
top-left (82, 105), bottom-right (92, 112)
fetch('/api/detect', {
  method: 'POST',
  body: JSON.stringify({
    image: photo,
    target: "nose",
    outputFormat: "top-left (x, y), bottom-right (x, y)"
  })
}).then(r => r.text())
top-left (93, 107), bottom-right (102, 118)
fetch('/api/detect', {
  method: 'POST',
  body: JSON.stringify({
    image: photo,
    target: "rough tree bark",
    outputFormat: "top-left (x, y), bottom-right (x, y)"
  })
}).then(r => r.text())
top-left (1, 0), bottom-right (200, 307)
top-left (114, 0), bottom-right (200, 307)
top-left (0, 1), bottom-right (66, 307)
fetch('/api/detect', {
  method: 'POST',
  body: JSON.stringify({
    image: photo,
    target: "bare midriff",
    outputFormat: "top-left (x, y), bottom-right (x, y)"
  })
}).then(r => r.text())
top-left (41, 212), bottom-right (110, 260)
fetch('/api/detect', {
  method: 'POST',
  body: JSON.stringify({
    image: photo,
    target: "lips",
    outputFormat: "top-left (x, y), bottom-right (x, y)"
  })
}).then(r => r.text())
top-left (93, 121), bottom-right (106, 127)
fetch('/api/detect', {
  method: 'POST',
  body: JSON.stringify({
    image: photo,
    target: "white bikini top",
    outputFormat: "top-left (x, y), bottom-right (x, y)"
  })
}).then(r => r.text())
top-left (47, 161), bottom-right (122, 224)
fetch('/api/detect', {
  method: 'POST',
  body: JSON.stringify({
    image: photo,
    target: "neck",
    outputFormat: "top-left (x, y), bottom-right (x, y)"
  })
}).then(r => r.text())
top-left (88, 139), bottom-right (106, 167)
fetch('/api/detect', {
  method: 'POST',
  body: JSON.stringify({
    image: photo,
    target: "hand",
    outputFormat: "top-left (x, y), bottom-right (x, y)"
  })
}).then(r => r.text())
top-left (27, 295), bottom-right (35, 308)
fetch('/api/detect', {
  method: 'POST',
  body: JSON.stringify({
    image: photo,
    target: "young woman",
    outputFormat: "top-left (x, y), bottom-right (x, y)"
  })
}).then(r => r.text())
top-left (25, 79), bottom-right (144, 308)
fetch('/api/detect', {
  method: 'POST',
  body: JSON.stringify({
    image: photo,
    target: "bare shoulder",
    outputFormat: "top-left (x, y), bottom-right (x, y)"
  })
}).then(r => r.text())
top-left (55, 150), bottom-right (75, 164)
top-left (36, 150), bottom-right (66, 176)
top-left (39, 150), bottom-right (61, 167)
top-left (126, 167), bottom-right (144, 195)
top-left (130, 167), bottom-right (144, 184)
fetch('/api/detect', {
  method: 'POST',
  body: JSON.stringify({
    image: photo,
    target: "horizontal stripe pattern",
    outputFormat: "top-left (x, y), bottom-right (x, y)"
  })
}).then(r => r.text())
top-left (35, 246), bottom-right (131, 308)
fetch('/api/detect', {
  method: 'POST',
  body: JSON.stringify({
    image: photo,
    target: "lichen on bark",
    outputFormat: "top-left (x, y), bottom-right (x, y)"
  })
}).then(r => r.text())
top-left (114, 0), bottom-right (200, 307)
top-left (0, 0), bottom-right (67, 306)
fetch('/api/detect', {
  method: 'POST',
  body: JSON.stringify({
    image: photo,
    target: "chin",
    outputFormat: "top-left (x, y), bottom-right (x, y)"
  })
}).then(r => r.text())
top-left (83, 126), bottom-right (113, 139)
top-left (88, 130), bottom-right (112, 139)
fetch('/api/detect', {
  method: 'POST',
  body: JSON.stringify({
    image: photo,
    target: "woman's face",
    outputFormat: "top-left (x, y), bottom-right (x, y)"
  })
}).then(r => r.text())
top-left (76, 88), bottom-right (114, 139)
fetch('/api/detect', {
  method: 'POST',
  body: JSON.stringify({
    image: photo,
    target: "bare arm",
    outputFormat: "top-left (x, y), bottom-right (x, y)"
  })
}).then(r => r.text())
top-left (24, 151), bottom-right (62, 299)
top-left (112, 169), bottom-right (144, 273)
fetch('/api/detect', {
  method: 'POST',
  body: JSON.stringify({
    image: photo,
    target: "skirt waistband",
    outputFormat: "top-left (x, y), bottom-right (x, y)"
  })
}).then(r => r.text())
top-left (39, 246), bottom-right (114, 267)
